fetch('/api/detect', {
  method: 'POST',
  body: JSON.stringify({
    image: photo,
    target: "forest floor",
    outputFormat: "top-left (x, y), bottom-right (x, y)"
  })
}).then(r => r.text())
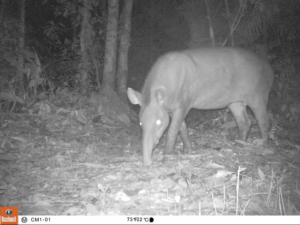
top-left (0, 89), bottom-right (300, 216)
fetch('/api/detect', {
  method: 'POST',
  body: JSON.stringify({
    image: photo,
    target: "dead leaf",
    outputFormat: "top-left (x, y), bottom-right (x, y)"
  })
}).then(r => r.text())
top-left (204, 162), bottom-right (225, 169)
top-left (235, 140), bottom-right (249, 146)
top-left (55, 154), bottom-right (65, 162)
top-left (213, 170), bottom-right (234, 179)
top-left (35, 101), bottom-right (51, 115)
top-left (105, 175), bottom-right (118, 181)
top-left (230, 174), bottom-right (237, 181)
top-left (221, 121), bottom-right (236, 129)
top-left (97, 105), bottom-right (104, 115)
top-left (85, 145), bottom-right (95, 154)
top-left (177, 177), bottom-right (188, 188)
top-left (261, 149), bottom-right (275, 155)
top-left (252, 138), bottom-right (266, 146)
top-left (1, 139), bottom-right (13, 151)
top-left (238, 167), bottom-right (247, 173)
top-left (117, 113), bottom-right (130, 125)
top-left (115, 190), bottom-right (131, 201)
top-left (85, 203), bottom-right (99, 215)
top-left (174, 195), bottom-right (181, 203)
top-left (123, 189), bottom-right (140, 196)
top-left (56, 107), bottom-right (70, 114)
top-left (287, 162), bottom-right (300, 169)
top-left (62, 206), bottom-right (81, 215)
top-left (258, 167), bottom-right (265, 181)
top-left (10, 136), bottom-right (28, 143)
top-left (101, 115), bottom-right (114, 124)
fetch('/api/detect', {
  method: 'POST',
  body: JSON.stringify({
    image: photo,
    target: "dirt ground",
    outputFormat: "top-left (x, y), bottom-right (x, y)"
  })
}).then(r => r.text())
top-left (0, 91), bottom-right (300, 216)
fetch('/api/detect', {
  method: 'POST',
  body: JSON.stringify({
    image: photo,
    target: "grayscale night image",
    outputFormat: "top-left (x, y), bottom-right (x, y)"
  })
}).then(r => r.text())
top-left (0, 0), bottom-right (299, 222)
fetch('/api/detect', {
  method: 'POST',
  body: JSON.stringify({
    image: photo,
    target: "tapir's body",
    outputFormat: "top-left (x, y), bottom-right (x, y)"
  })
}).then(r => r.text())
top-left (128, 47), bottom-right (274, 166)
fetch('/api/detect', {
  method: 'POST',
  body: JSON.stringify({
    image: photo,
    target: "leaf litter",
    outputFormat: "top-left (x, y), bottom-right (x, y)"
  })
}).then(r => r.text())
top-left (0, 91), bottom-right (300, 215)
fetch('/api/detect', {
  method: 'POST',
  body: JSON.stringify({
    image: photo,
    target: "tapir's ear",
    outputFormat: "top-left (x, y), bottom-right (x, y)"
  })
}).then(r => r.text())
top-left (127, 88), bottom-right (142, 105)
top-left (155, 88), bottom-right (166, 106)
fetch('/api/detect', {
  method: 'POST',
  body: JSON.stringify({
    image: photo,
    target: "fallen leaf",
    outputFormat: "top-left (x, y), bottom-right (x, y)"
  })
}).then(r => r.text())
top-left (174, 195), bottom-right (181, 203)
top-left (123, 189), bottom-right (140, 196)
top-left (62, 206), bottom-right (81, 215)
top-left (204, 162), bottom-right (225, 169)
top-left (85, 203), bottom-right (99, 215)
top-left (117, 113), bottom-right (130, 125)
top-left (261, 149), bottom-right (275, 155)
top-left (221, 121), bottom-right (236, 129)
top-left (213, 170), bottom-right (234, 179)
top-left (252, 138), bottom-right (266, 146)
top-left (115, 190), bottom-right (131, 201)
top-left (258, 167), bottom-right (265, 181)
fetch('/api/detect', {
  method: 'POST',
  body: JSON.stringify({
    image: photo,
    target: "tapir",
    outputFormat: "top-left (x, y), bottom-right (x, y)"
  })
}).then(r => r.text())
top-left (127, 47), bottom-right (274, 166)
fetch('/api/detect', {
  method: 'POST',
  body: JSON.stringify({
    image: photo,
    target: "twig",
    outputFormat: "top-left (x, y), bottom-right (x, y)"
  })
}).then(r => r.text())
top-left (222, 184), bottom-right (226, 215)
top-left (222, 0), bottom-right (246, 46)
top-left (266, 180), bottom-right (273, 207)
top-left (199, 200), bottom-right (201, 216)
top-left (224, 0), bottom-right (234, 46)
top-left (240, 199), bottom-right (251, 215)
top-left (212, 192), bottom-right (217, 215)
top-left (279, 186), bottom-right (286, 215)
top-left (236, 166), bottom-right (241, 215)
top-left (204, 0), bottom-right (215, 46)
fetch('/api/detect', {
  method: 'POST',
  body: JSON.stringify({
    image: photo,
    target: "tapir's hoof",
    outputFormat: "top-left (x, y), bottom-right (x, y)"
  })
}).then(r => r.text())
top-left (143, 158), bottom-right (152, 167)
top-left (252, 138), bottom-right (269, 146)
top-left (183, 147), bottom-right (192, 154)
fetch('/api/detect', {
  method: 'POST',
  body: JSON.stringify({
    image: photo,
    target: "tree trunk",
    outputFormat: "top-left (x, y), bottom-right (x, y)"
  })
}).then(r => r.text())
top-left (224, 0), bottom-right (234, 47)
top-left (79, 0), bottom-right (92, 89)
top-left (204, 0), bottom-right (215, 46)
top-left (0, 0), bottom-right (8, 30)
top-left (117, 0), bottom-right (133, 102)
top-left (102, 0), bottom-right (119, 89)
top-left (17, 0), bottom-right (25, 94)
top-left (176, 0), bottom-right (209, 48)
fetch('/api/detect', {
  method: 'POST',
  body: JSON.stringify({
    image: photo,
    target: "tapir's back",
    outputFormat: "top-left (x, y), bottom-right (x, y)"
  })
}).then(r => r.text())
top-left (141, 47), bottom-right (273, 109)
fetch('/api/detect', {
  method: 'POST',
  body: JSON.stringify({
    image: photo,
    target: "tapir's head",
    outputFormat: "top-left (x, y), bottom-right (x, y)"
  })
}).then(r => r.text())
top-left (127, 87), bottom-right (169, 166)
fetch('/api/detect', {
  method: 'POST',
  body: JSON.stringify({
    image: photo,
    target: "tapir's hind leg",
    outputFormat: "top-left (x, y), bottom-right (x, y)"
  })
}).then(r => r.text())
top-left (228, 102), bottom-right (252, 141)
top-left (248, 99), bottom-right (270, 142)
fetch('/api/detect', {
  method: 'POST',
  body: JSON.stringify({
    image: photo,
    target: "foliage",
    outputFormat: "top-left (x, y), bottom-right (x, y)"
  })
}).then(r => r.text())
top-left (0, 18), bottom-right (21, 92)
top-left (271, 47), bottom-right (300, 122)
top-left (0, 0), bottom-right (107, 112)
top-left (215, 0), bottom-right (300, 122)
top-left (44, 0), bottom-right (106, 84)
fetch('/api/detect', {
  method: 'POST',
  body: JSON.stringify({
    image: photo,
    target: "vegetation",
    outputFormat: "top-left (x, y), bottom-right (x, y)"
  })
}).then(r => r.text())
top-left (0, 0), bottom-right (299, 216)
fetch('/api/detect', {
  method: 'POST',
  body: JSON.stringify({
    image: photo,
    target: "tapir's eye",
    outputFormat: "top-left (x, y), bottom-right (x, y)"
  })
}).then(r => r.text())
top-left (139, 122), bottom-right (142, 126)
top-left (156, 120), bottom-right (161, 125)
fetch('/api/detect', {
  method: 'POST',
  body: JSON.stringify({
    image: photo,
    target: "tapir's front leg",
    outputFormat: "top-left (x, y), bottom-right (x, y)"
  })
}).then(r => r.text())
top-left (179, 120), bottom-right (192, 152)
top-left (164, 109), bottom-right (189, 155)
